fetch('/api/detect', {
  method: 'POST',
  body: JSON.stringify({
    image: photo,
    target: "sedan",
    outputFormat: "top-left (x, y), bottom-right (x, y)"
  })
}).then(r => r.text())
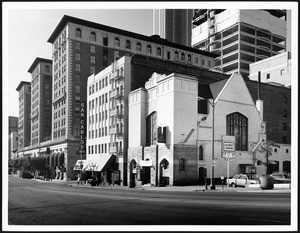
top-left (270, 173), bottom-right (291, 183)
top-left (227, 174), bottom-right (260, 188)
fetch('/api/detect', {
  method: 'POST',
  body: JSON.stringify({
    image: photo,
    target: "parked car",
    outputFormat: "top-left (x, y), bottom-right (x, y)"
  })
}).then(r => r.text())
top-left (270, 173), bottom-right (291, 183)
top-left (227, 174), bottom-right (260, 188)
top-left (21, 172), bottom-right (34, 179)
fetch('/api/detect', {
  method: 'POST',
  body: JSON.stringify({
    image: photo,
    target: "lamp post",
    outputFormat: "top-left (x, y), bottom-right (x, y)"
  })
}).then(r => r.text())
top-left (207, 98), bottom-right (216, 190)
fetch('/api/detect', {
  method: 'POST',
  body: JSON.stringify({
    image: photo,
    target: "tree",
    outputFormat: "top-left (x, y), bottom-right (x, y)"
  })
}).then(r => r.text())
top-left (257, 140), bottom-right (280, 175)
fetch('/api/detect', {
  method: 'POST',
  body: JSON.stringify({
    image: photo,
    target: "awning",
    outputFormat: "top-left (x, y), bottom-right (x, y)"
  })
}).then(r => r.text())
top-left (84, 155), bottom-right (116, 172)
top-left (139, 159), bottom-right (153, 167)
top-left (74, 155), bottom-right (116, 172)
top-left (268, 160), bottom-right (277, 165)
top-left (58, 152), bottom-right (65, 167)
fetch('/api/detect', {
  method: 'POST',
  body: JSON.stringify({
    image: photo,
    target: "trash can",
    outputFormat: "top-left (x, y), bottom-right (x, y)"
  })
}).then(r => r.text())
top-left (260, 176), bottom-right (274, 190)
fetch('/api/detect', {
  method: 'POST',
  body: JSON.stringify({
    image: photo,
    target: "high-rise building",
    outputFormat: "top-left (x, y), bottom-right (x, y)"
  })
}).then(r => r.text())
top-left (192, 9), bottom-right (287, 77)
top-left (43, 15), bottom-right (217, 180)
top-left (153, 9), bottom-right (193, 46)
top-left (8, 116), bottom-right (18, 159)
top-left (16, 81), bottom-right (31, 153)
top-left (28, 58), bottom-right (53, 146)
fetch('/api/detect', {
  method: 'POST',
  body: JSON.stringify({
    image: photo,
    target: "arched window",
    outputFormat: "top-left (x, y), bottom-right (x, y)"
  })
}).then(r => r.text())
top-left (75, 28), bottom-right (81, 38)
top-left (156, 47), bottom-right (162, 56)
top-left (174, 51), bottom-right (179, 59)
top-left (114, 37), bottom-right (120, 47)
top-left (226, 112), bottom-right (248, 151)
top-left (103, 35), bottom-right (108, 46)
top-left (146, 45), bottom-right (152, 54)
top-left (146, 111), bottom-right (157, 146)
top-left (45, 65), bottom-right (50, 73)
top-left (199, 146), bottom-right (204, 160)
top-left (126, 40), bottom-right (131, 49)
top-left (90, 31), bottom-right (96, 41)
top-left (188, 54), bottom-right (192, 62)
top-left (136, 42), bottom-right (141, 52)
top-left (179, 158), bottom-right (186, 171)
top-left (181, 53), bottom-right (185, 60)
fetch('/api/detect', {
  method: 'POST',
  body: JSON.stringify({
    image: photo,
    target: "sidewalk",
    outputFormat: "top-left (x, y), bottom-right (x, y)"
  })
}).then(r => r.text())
top-left (29, 176), bottom-right (291, 193)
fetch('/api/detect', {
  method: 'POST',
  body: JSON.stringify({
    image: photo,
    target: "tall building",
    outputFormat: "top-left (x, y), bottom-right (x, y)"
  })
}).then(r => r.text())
top-left (9, 131), bottom-right (18, 159)
top-left (153, 9), bottom-right (194, 46)
top-left (16, 81), bottom-right (31, 153)
top-left (28, 58), bottom-right (53, 146)
top-left (249, 51), bottom-right (291, 87)
top-left (8, 116), bottom-right (18, 134)
top-left (44, 15), bottom-right (216, 180)
top-left (192, 9), bottom-right (287, 77)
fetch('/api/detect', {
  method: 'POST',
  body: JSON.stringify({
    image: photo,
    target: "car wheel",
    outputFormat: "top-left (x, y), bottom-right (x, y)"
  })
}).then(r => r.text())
top-left (231, 183), bottom-right (236, 188)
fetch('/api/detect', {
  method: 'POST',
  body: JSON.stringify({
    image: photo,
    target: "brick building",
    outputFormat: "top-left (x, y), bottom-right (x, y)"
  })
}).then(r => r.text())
top-left (27, 58), bottom-right (53, 147)
top-left (16, 81), bottom-right (31, 153)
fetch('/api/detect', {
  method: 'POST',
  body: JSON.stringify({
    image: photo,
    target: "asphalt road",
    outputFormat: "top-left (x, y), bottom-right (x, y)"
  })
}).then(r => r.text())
top-left (8, 175), bottom-right (290, 226)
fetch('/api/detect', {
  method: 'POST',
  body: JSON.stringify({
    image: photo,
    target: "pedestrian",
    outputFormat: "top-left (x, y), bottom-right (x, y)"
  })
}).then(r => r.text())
top-left (77, 176), bottom-right (80, 185)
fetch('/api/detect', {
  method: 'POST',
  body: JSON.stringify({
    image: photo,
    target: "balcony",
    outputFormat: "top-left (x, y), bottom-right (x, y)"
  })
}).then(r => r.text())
top-left (109, 126), bottom-right (117, 135)
top-left (111, 71), bottom-right (124, 81)
top-left (110, 89), bottom-right (117, 98)
top-left (109, 126), bottom-right (124, 136)
top-left (110, 108), bottom-right (117, 116)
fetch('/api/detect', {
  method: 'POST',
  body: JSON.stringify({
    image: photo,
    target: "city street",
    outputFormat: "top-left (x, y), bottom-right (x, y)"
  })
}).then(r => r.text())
top-left (8, 175), bottom-right (290, 225)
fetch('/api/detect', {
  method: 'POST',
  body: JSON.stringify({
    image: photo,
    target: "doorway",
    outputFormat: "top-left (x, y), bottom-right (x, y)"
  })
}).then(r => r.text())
top-left (199, 167), bottom-right (207, 185)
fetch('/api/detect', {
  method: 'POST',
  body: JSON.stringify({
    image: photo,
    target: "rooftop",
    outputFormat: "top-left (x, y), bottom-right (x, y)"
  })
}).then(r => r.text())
top-left (48, 15), bottom-right (218, 58)
top-left (28, 57), bottom-right (52, 73)
top-left (16, 81), bottom-right (31, 91)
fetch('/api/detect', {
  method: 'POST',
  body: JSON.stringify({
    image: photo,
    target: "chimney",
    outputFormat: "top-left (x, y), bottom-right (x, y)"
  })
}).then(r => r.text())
top-left (256, 71), bottom-right (263, 119)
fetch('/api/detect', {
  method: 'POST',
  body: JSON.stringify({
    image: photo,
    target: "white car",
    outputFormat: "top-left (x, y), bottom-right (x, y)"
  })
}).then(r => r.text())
top-left (228, 174), bottom-right (260, 188)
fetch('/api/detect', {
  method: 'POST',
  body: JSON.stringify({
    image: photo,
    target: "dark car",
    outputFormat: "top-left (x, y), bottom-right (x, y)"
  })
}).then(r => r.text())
top-left (270, 173), bottom-right (291, 183)
top-left (22, 172), bottom-right (34, 179)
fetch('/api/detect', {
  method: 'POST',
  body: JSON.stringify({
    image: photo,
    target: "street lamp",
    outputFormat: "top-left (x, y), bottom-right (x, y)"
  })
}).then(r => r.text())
top-left (198, 97), bottom-right (215, 190)
top-left (208, 98), bottom-right (216, 190)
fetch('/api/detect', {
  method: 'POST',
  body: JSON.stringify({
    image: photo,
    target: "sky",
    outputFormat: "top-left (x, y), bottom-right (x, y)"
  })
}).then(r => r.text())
top-left (4, 4), bottom-right (154, 118)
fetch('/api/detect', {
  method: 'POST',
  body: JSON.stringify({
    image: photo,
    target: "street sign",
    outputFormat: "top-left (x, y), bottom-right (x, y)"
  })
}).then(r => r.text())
top-left (223, 142), bottom-right (235, 151)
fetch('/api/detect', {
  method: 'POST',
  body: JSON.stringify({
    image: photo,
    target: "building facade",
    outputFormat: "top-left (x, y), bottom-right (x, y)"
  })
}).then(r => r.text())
top-left (249, 51), bottom-right (291, 87)
top-left (42, 14), bottom-right (217, 181)
top-left (16, 81), bottom-right (31, 153)
top-left (192, 9), bottom-right (287, 77)
top-left (9, 131), bottom-right (19, 159)
top-left (153, 9), bottom-right (193, 46)
top-left (127, 72), bottom-right (290, 186)
top-left (28, 58), bottom-right (53, 146)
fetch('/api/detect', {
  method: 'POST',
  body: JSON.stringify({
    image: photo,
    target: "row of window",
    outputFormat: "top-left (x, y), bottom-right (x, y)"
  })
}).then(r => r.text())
top-left (89, 94), bottom-right (108, 110)
top-left (74, 28), bottom-right (212, 67)
top-left (53, 128), bottom-right (66, 139)
top-left (53, 118), bottom-right (66, 130)
top-left (88, 126), bottom-right (108, 139)
top-left (54, 108), bottom-right (66, 119)
top-left (89, 77), bottom-right (109, 95)
top-left (89, 110), bottom-right (108, 125)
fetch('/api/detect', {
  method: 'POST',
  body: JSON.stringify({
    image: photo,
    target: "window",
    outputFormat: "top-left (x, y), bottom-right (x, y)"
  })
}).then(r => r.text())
top-left (179, 158), bottom-right (186, 171)
top-left (226, 112), bottom-right (248, 151)
top-left (280, 69), bottom-right (285, 76)
top-left (136, 42), bottom-right (141, 52)
top-left (75, 74), bottom-right (80, 82)
top-left (283, 135), bottom-right (287, 143)
top-left (266, 73), bottom-right (270, 79)
top-left (282, 122), bottom-right (287, 130)
top-left (198, 99), bottom-right (208, 114)
top-left (181, 53), bottom-right (185, 60)
top-left (174, 51), bottom-right (179, 59)
top-left (188, 54), bottom-right (192, 62)
top-left (201, 59), bottom-right (205, 66)
top-left (45, 65), bottom-right (50, 73)
top-left (75, 85), bottom-right (80, 93)
top-left (283, 110), bottom-right (287, 118)
top-left (90, 66), bottom-right (95, 74)
top-left (208, 60), bottom-right (211, 67)
top-left (90, 31), bottom-right (96, 41)
top-left (90, 56), bottom-right (95, 63)
top-left (103, 35), bottom-right (108, 46)
top-left (75, 28), bottom-right (81, 38)
top-left (126, 40), bottom-right (131, 49)
top-left (75, 53), bottom-right (81, 61)
top-left (157, 47), bottom-right (161, 56)
top-left (146, 111), bottom-right (157, 146)
top-left (75, 64), bottom-right (81, 72)
top-left (75, 42), bottom-right (81, 50)
top-left (274, 148), bottom-right (277, 153)
top-left (167, 51), bottom-right (170, 60)
top-left (199, 146), bottom-right (204, 160)
top-left (91, 45), bottom-right (95, 53)
top-left (195, 57), bottom-right (198, 64)
top-left (114, 37), bottom-right (120, 47)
